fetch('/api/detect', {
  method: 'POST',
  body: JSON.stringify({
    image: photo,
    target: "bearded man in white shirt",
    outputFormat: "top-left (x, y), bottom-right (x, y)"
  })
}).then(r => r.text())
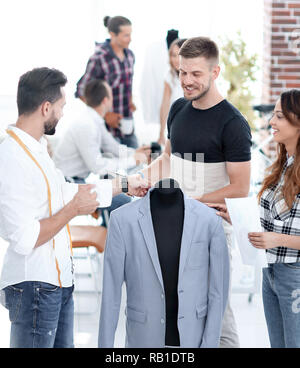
top-left (0, 67), bottom-right (149, 348)
top-left (54, 79), bottom-right (151, 226)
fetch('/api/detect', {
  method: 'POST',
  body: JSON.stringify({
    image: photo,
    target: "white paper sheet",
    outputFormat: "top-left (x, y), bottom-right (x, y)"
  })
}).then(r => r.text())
top-left (225, 197), bottom-right (267, 266)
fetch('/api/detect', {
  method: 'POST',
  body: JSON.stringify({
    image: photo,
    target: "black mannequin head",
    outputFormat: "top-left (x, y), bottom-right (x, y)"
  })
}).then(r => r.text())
top-left (153, 178), bottom-right (181, 195)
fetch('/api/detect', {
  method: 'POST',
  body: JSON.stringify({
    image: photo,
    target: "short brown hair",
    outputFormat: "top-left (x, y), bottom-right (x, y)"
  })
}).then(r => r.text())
top-left (17, 67), bottom-right (67, 115)
top-left (84, 79), bottom-right (109, 107)
top-left (179, 37), bottom-right (219, 64)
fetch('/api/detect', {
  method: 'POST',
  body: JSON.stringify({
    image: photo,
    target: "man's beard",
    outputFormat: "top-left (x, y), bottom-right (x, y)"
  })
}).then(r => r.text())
top-left (184, 84), bottom-right (210, 102)
top-left (184, 77), bottom-right (212, 101)
top-left (44, 116), bottom-right (58, 136)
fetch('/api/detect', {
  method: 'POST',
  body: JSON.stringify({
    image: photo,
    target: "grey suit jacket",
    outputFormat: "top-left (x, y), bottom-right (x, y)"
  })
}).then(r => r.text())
top-left (98, 188), bottom-right (230, 348)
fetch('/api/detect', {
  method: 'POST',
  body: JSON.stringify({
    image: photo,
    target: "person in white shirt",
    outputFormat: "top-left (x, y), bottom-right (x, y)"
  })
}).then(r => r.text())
top-left (158, 38), bottom-right (187, 145)
top-left (0, 67), bottom-right (149, 348)
top-left (54, 79), bottom-right (151, 226)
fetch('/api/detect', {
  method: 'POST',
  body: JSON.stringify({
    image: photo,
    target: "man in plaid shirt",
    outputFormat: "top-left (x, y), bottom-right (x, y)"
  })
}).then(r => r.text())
top-left (75, 16), bottom-right (138, 149)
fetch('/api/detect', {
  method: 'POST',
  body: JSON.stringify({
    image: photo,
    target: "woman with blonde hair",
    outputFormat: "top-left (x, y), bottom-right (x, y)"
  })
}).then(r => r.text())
top-left (158, 38), bottom-right (187, 145)
top-left (209, 89), bottom-right (300, 348)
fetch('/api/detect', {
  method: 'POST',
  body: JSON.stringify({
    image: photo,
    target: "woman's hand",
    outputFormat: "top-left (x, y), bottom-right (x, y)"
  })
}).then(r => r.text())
top-left (205, 203), bottom-right (232, 225)
top-left (248, 232), bottom-right (283, 249)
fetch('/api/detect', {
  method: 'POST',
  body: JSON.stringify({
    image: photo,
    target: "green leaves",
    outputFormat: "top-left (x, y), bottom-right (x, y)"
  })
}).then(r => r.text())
top-left (220, 32), bottom-right (259, 130)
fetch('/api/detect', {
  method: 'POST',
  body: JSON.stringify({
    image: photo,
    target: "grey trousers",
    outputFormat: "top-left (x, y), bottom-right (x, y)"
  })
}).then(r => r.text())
top-left (219, 226), bottom-right (240, 348)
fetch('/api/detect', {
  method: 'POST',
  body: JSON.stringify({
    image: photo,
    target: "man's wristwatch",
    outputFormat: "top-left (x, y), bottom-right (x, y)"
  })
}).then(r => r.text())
top-left (121, 176), bottom-right (128, 193)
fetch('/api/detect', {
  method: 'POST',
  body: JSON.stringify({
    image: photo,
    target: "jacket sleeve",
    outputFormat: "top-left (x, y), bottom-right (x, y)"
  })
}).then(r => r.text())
top-left (200, 216), bottom-right (230, 348)
top-left (98, 212), bottom-right (125, 347)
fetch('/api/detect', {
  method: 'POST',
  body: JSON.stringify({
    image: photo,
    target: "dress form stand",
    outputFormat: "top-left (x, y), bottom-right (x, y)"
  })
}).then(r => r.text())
top-left (150, 178), bottom-right (184, 347)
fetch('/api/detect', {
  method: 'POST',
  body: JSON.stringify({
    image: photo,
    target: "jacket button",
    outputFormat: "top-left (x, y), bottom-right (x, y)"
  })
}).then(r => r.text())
top-left (161, 294), bottom-right (164, 299)
top-left (161, 318), bottom-right (165, 324)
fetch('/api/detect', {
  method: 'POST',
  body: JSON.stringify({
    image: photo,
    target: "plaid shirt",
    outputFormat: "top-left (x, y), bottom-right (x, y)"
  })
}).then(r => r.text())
top-left (75, 39), bottom-right (135, 138)
top-left (260, 155), bottom-right (300, 263)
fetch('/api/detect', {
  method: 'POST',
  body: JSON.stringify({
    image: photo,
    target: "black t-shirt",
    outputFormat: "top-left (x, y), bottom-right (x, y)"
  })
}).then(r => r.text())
top-left (167, 98), bottom-right (252, 162)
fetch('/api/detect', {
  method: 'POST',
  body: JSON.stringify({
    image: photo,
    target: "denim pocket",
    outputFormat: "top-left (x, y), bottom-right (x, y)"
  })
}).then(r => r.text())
top-left (35, 283), bottom-right (61, 332)
top-left (3, 285), bottom-right (23, 323)
top-left (283, 262), bottom-right (300, 270)
top-left (38, 282), bottom-right (59, 292)
top-left (63, 285), bottom-right (74, 306)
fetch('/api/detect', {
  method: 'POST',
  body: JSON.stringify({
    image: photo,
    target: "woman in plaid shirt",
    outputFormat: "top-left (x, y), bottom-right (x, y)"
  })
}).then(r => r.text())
top-left (210, 89), bottom-right (300, 348)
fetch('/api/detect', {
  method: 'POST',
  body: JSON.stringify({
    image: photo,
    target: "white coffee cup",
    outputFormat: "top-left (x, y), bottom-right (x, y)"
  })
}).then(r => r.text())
top-left (120, 117), bottom-right (134, 135)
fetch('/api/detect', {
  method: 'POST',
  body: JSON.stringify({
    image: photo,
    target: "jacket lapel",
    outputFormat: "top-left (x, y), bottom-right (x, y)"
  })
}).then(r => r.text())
top-left (138, 189), bottom-right (198, 289)
top-left (178, 196), bottom-right (198, 281)
top-left (138, 189), bottom-right (164, 290)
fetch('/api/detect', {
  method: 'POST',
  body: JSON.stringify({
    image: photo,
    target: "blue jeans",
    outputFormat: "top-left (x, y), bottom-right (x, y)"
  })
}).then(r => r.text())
top-left (119, 132), bottom-right (138, 149)
top-left (263, 263), bottom-right (300, 348)
top-left (2, 281), bottom-right (74, 348)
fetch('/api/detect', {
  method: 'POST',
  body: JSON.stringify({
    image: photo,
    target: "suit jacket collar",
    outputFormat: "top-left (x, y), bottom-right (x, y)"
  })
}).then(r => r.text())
top-left (138, 187), bottom-right (198, 289)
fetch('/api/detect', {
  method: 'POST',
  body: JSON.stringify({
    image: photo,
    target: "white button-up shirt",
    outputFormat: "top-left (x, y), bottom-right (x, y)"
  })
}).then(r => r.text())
top-left (0, 126), bottom-right (112, 289)
top-left (53, 106), bottom-right (136, 178)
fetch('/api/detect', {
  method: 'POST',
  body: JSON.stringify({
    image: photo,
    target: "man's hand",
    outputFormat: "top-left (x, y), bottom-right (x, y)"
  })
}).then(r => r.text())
top-left (157, 134), bottom-right (166, 146)
top-left (127, 174), bottom-right (151, 197)
top-left (205, 203), bottom-right (232, 225)
top-left (129, 101), bottom-right (136, 113)
top-left (35, 185), bottom-right (99, 248)
top-left (105, 112), bottom-right (122, 129)
top-left (248, 232), bottom-right (283, 249)
top-left (134, 145), bottom-right (152, 165)
top-left (70, 184), bottom-right (99, 216)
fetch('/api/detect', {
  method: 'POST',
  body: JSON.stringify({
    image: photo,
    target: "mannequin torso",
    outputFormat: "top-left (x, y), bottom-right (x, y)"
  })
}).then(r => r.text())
top-left (150, 178), bottom-right (184, 346)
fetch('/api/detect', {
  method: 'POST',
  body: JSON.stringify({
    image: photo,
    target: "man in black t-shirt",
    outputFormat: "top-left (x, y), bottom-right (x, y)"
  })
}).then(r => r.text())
top-left (140, 37), bottom-right (252, 348)
top-left (167, 97), bottom-right (251, 164)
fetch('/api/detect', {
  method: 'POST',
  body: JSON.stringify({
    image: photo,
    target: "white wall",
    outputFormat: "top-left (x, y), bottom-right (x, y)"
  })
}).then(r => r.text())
top-left (0, 0), bottom-right (99, 94)
top-left (0, 0), bottom-right (101, 129)
top-left (0, 0), bottom-right (263, 100)
top-left (0, 0), bottom-right (264, 133)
